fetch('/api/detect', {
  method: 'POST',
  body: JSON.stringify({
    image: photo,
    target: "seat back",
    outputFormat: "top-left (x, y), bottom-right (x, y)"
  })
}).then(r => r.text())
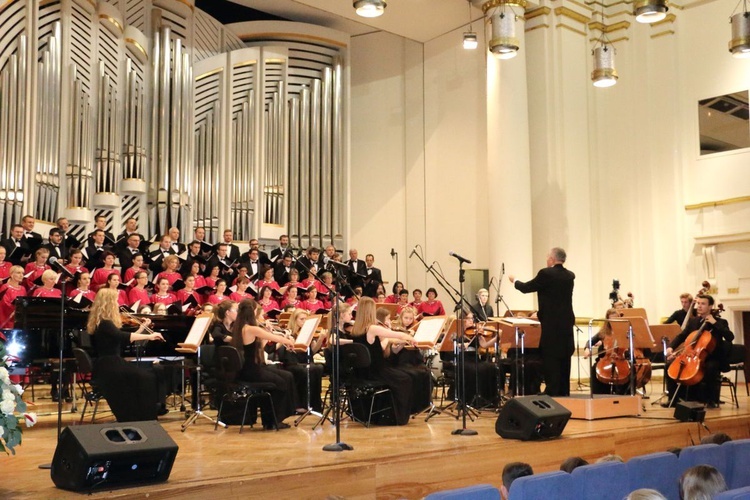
top-left (626, 451), bottom-right (681, 500)
top-left (571, 461), bottom-right (630, 500)
top-left (714, 485), bottom-right (750, 499)
top-left (216, 345), bottom-right (243, 382)
top-left (728, 344), bottom-right (746, 365)
top-left (724, 439), bottom-right (750, 489)
top-left (509, 471), bottom-right (578, 500)
top-left (339, 342), bottom-right (373, 381)
top-left (425, 484), bottom-right (500, 500)
top-left (73, 347), bottom-right (94, 374)
top-left (678, 443), bottom-right (730, 481)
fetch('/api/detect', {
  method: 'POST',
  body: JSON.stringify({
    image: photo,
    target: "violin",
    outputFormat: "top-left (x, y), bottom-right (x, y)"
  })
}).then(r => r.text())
top-left (667, 303), bottom-right (724, 386)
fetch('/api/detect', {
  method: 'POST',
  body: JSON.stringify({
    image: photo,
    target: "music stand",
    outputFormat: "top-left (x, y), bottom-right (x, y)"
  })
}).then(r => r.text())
top-left (497, 318), bottom-right (540, 397)
top-left (178, 314), bottom-right (221, 431)
top-left (426, 317), bottom-right (460, 420)
top-left (649, 323), bottom-right (682, 406)
top-left (293, 315), bottom-right (324, 426)
top-left (609, 318), bottom-right (656, 396)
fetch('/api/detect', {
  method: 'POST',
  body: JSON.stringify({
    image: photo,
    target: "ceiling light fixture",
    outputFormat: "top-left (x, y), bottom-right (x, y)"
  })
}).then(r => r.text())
top-left (463, 0), bottom-right (478, 49)
top-left (353, 0), bottom-right (386, 18)
top-left (634, 0), bottom-right (668, 24)
top-left (729, 6), bottom-right (750, 58)
top-left (591, 8), bottom-right (618, 87)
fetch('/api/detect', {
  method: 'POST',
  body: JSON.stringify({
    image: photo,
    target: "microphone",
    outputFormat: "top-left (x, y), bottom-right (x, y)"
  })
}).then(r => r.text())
top-left (49, 256), bottom-right (75, 280)
top-left (488, 276), bottom-right (494, 288)
top-left (390, 248), bottom-right (396, 258)
top-left (502, 262), bottom-right (505, 275)
top-left (448, 251), bottom-right (471, 264)
top-left (409, 247), bottom-right (417, 259)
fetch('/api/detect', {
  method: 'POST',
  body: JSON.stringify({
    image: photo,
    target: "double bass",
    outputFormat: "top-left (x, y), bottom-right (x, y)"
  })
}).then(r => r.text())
top-left (667, 303), bottom-right (724, 386)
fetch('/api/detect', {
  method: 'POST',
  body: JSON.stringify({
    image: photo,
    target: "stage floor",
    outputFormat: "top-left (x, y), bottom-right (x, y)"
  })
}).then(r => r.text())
top-left (6, 383), bottom-right (750, 499)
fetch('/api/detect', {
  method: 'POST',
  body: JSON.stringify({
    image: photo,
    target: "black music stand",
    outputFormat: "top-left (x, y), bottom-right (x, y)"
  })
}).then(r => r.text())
top-left (498, 318), bottom-right (541, 397)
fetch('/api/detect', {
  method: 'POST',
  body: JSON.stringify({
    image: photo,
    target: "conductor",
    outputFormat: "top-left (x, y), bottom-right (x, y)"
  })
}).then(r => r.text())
top-left (509, 247), bottom-right (576, 397)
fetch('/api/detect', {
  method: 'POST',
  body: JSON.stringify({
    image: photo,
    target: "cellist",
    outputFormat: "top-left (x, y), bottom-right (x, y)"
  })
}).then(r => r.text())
top-left (665, 294), bottom-right (734, 408)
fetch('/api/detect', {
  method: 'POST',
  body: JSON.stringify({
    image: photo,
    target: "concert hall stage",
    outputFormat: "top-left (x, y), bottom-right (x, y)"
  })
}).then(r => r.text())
top-left (8, 387), bottom-right (750, 499)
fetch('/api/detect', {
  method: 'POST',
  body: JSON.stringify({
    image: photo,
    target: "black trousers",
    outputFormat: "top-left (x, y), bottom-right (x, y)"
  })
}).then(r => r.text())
top-left (541, 351), bottom-right (571, 397)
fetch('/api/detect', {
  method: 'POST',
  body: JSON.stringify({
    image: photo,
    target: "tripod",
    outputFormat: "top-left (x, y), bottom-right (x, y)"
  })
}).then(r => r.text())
top-left (182, 345), bottom-right (225, 431)
top-left (294, 346), bottom-right (323, 426)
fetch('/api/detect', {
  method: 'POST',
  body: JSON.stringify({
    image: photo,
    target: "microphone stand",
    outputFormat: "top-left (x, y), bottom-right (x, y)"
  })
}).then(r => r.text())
top-left (575, 325), bottom-right (588, 391)
top-left (391, 250), bottom-right (399, 284)
top-left (295, 257), bottom-right (351, 452)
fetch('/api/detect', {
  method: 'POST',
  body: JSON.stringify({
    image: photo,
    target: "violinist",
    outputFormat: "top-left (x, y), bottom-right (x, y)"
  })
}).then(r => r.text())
top-left (86, 288), bottom-right (167, 421)
top-left (277, 308), bottom-right (326, 412)
top-left (461, 311), bottom-right (499, 407)
top-left (583, 308), bottom-right (629, 395)
top-left (209, 299), bottom-right (236, 349)
top-left (389, 307), bottom-right (432, 414)
top-left (665, 294), bottom-right (734, 408)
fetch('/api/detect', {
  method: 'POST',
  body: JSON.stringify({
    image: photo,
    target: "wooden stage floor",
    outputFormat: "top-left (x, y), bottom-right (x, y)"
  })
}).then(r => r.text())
top-left (6, 384), bottom-right (750, 499)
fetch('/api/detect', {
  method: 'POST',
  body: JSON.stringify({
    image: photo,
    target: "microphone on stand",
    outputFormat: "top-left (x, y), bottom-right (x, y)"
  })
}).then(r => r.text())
top-left (502, 262), bottom-right (505, 275)
top-left (390, 248), bottom-right (396, 259)
top-left (448, 251), bottom-right (471, 264)
top-left (488, 276), bottom-right (494, 289)
top-left (409, 247), bottom-right (417, 258)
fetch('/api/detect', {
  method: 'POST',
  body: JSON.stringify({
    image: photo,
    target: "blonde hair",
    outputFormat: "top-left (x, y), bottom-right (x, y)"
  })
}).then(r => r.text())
top-left (162, 255), bottom-right (179, 270)
top-left (87, 288), bottom-right (122, 333)
top-left (351, 296), bottom-right (376, 337)
top-left (396, 306), bottom-right (418, 329)
top-left (41, 269), bottom-right (58, 284)
top-left (328, 302), bottom-right (352, 330)
top-left (289, 308), bottom-right (309, 337)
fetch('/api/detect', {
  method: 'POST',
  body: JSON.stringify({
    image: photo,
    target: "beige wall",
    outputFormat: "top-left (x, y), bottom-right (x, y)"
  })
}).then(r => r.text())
top-left (349, 0), bottom-right (750, 337)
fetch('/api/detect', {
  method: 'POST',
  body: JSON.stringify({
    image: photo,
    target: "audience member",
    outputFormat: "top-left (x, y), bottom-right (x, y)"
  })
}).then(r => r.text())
top-left (560, 456), bottom-right (589, 473)
top-left (699, 432), bottom-right (732, 445)
top-left (596, 454), bottom-right (624, 463)
top-left (626, 488), bottom-right (667, 500)
top-left (679, 465), bottom-right (727, 500)
top-left (501, 462), bottom-right (533, 500)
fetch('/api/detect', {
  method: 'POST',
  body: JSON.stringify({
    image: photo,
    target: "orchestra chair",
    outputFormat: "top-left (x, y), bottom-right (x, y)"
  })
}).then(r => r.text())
top-left (72, 348), bottom-right (108, 424)
top-left (570, 461), bottom-right (630, 500)
top-left (214, 346), bottom-right (277, 433)
top-left (508, 470), bottom-right (578, 500)
top-left (339, 343), bottom-right (395, 427)
top-left (724, 439), bottom-right (750, 489)
top-left (721, 344), bottom-right (747, 408)
top-left (626, 451), bottom-right (681, 500)
top-left (714, 486), bottom-right (750, 499)
top-left (678, 443), bottom-right (730, 481)
top-left (425, 484), bottom-right (500, 500)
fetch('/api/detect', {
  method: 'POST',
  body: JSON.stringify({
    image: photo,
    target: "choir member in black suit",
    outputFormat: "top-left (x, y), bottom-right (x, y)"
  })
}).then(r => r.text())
top-left (240, 247), bottom-right (263, 281)
top-left (248, 238), bottom-right (272, 266)
top-left (117, 233), bottom-right (143, 271)
top-left (20, 215), bottom-right (43, 254)
top-left (362, 253), bottom-right (383, 298)
top-left (205, 243), bottom-right (237, 284)
top-left (510, 247), bottom-right (576, 397)
top-left (168, 227), bottom-right (186, 255)
top-left (42, 228), bottom-right (67, 262)
top-left (83, 229), bottom-right (113, 270)
top-left (148, 234), bottom-right (176, 275)
top-left (273, 253), bottom-right (295, 286)
top-left (215, 229), bottom-right (241, 262)
top-left (88, 215), bottom-right (117, 248)
top-left (56, 217), bottom-right (81, 250)
top-left (270, 234), bottom-right (293, 262)
top-left (295, 247), bottom-right (321, 276)
top-left (115, 217), bottom-right (146, 252)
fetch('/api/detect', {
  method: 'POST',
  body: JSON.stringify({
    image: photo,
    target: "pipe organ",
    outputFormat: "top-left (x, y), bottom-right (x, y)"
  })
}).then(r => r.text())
top-left (0, 0), bottom-right (349, 249)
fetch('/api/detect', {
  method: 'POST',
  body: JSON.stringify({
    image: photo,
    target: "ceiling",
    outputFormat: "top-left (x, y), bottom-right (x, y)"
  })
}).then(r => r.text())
top-left (203, 0), bottom-right (487, 43)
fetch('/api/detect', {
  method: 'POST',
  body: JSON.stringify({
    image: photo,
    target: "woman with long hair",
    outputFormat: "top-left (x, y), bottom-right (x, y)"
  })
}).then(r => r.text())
top-left (210, 299), bottom-right (236, 348)
top-left (350, 297), bottom-right (419, 425)
top-left (389, 306), bottom-right (432, 413)
top-left (64, 249), bottom-right (88, 277)
top-left (86, 288), bottom-right (166, 421)
top-left (231, 299), bottom-right (297, 429)
top-left (277, 308), bottom-right (326, 412)
top-left (67, 271), bottom-right (96, 308)
top-left (583, 308), bottom-right (630, 395)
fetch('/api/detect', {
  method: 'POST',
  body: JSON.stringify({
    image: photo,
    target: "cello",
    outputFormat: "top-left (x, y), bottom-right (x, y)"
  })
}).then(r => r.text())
top-left (595, 337), bottom-right (631, 386)
top-left (667, 303), bottom-right (724, 386)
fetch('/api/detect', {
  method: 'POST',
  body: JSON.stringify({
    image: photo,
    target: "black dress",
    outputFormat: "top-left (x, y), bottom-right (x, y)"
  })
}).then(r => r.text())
top-left (92, 319), bottom-right (159, 422)
top-left (239, 340), bottom-right (297, 425)
top-left (389, 347), bottom-right (432, 414)
top-left (277, 346), bottom-right (324, 412)
top-left (354, 330), bottom-right (413, 425)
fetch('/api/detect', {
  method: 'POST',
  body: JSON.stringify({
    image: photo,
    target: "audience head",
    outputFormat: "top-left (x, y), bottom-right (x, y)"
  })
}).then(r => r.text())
top-left (700, 432), bottom-right (732, 445)
top-left (679, 465), bottom-right (726, 500)
top-left (596, 454), bottom-right (624, 463)
top-left (626, 489), bottom-right (667, 500)
top-left (560, 456), bottom-right (588, 473)
top-left (500, 462), bottom-right (533, 499)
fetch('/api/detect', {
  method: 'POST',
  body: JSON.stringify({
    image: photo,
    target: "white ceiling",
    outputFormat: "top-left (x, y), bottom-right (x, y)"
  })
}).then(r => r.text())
top-left (231, 0), bottom-right (487, 43)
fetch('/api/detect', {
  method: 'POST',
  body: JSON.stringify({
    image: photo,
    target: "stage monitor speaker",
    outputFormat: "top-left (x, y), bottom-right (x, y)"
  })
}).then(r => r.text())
top-left (496, 395), bottom-right (571, 441)
top-left (51, 421), bottom-right (178, 492)
top-left (674, 401), bottom-right (706, 423)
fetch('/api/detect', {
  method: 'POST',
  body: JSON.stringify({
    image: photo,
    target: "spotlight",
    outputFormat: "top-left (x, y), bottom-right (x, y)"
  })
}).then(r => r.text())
top-left (463, 32), bottom-right (479, 49)
top-left (729, 12), bottom-right (750, 58)
top-left (354, 0), bottom-right (386, 18)
top-left (489, 11), bottom-right (519, 59)
top-left (634, 0), bottom-right (668, 24)
top-left (592, 45), bottom-right (618, 88)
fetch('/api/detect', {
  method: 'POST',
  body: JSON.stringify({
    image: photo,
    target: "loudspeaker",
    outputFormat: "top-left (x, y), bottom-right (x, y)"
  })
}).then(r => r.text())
top-left (51, 421), bottom-right (178, 492)
top-left (495, 395), bottom-right (571, 441)
top-left (674, 401), bottom-right (706, 423)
